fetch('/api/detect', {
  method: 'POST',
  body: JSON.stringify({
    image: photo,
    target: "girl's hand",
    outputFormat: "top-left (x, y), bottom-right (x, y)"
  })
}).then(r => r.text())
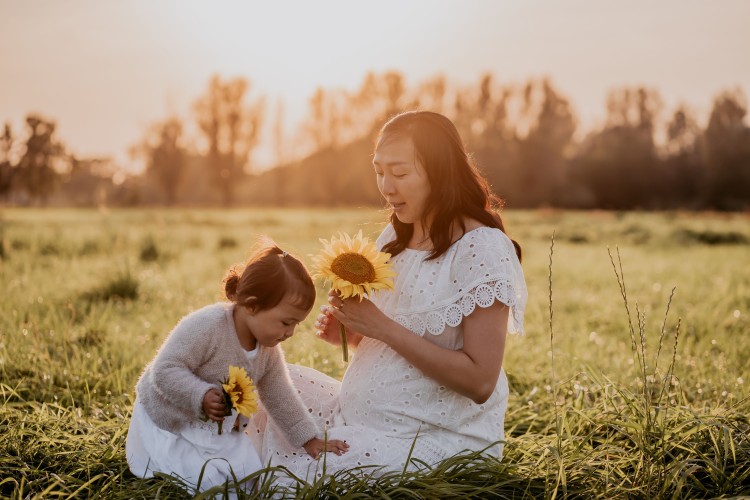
top-left (202, 387), bottom-right (227, 422)
top-left (314, 306), bottom-right (343, 346)
top-left (315, 305), bottom-right (364, 348)
top-left (303, 437), bottom-right (350, 459)
top-left (327, 291), bottom-right (390, 342)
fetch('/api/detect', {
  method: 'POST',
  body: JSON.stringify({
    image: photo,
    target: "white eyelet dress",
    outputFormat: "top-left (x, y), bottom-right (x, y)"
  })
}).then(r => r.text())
top-left (251, 224), bottom-right (527, 485)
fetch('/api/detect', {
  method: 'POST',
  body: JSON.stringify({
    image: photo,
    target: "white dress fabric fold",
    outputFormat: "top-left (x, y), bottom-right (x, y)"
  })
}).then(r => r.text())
top-left (127, 348), bottom-right (262, 494)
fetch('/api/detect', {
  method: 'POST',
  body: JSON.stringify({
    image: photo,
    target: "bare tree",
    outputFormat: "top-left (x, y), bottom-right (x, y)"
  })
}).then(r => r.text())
top-left (135, 117), bottom-right (186, 205)
top-left (573, 87), bottom-right (662, 208)
top-left (194, 75), bottom-right (265, 206)
top-left (16, 115), bottom-right (65, 205)
top-left (703, 88), bottom-right (750, 209)
top-left (0, 123), bottom-right (14, 201)
top-left (518, 79), bottom-right (577, 206)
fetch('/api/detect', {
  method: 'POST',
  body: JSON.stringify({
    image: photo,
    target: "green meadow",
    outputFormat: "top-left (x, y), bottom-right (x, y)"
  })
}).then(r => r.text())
top-left (1, 208), bottom-right (749, 498)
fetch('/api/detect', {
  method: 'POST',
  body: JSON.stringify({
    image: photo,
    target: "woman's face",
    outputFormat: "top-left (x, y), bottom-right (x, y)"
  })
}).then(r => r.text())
top-left (373, 135), bottom-right (432, 226)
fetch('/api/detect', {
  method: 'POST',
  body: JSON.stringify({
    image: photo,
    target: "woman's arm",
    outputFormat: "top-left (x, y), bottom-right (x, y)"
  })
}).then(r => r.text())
top-left (330, 297), bottom-right (508, 404)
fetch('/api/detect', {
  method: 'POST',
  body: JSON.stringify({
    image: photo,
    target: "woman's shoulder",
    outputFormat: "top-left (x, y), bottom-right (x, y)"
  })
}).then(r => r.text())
top-left (454, 223), bottom-right (515, 257)
top-left (376, 223), bottom-right (396, 251)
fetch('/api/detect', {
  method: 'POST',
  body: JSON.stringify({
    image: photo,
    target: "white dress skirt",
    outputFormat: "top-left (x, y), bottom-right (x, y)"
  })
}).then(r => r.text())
top-left (126, 348), bottom-right (262, 494)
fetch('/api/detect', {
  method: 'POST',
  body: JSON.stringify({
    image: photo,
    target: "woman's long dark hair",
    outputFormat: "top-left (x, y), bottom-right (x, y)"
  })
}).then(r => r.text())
top-left (378, 111), bottom-right (521, 262)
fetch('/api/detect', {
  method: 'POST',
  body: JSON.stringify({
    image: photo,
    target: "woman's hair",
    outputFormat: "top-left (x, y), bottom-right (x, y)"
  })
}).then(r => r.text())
top-left (377, 110), bottom-right (522, 261)
top-left (223, 245), bottom-right (316, 312)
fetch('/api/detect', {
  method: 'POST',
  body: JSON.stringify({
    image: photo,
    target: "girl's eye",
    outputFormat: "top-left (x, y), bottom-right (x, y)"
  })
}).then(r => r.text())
top-left (282, 321), bottom-right (291, 326)
top-left (394, 173), bottom-right (407, 178)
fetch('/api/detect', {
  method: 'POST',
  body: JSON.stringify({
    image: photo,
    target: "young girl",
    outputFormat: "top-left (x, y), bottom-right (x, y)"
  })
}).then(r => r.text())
top-left (126, 245), bottom-right (349, 493)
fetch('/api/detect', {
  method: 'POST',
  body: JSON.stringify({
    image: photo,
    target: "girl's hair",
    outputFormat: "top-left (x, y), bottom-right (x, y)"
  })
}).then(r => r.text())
top-left (223, 245), bottom-right (316, 312)
top-left (377, 110), bottom-right (522, 262)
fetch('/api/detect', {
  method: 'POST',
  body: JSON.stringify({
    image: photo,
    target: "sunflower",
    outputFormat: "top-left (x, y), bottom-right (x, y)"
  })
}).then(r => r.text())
top-left (313, 230), bottom-right (396, 301)
top-left (221, 366), bottom-right (258, 418)
top-left (313, 230), bottom-right (396, 361)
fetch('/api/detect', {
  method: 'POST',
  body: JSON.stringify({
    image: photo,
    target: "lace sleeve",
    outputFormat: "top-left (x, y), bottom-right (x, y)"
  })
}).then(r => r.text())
top-left (384, 227), bottom-right (527, 337)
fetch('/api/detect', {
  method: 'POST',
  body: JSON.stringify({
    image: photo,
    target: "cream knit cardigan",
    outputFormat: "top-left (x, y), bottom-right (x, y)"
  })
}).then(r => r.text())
top-left (135, 302), bottom-right (320, 448)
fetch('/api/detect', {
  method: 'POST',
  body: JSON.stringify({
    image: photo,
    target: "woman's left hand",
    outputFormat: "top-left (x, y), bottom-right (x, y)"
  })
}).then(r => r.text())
top-left (327, 290), bottom-right (390, 341)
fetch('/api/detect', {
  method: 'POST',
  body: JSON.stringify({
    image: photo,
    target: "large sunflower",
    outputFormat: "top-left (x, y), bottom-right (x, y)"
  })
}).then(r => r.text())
top-left (313, 230), bottom-right (396, 300)
top-left (313, 230), bottom-right (395, 362)
top-left (221, 365), bottom-right (258, 418)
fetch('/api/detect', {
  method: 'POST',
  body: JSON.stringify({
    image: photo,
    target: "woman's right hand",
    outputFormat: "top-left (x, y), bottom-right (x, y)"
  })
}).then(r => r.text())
top-left (315, 305), bottom-right (362, 348)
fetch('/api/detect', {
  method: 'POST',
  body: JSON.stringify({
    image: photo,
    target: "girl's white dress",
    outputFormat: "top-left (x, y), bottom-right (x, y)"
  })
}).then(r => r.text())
top-left (252, 225), bottom-right (527, 483)
top-left (127, 347), bottom-right (262, 493)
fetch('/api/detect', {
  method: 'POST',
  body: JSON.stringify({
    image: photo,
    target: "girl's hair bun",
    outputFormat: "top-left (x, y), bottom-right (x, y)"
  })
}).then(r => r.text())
top-left (223, 267), bottom-right (241, 301)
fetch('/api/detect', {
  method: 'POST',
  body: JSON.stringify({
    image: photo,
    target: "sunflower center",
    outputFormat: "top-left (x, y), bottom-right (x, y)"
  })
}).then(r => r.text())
top-left (331, 252), bottom-right (376, 284)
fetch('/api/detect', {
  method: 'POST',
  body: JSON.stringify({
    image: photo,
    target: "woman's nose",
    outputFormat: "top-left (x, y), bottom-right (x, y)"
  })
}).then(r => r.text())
top-left (381, 175), bottom-right (396, 195)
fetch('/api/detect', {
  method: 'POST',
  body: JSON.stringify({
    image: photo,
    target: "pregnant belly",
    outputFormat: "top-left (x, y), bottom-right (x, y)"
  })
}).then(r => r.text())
top-left (338, 338), bottom-right (463, 435)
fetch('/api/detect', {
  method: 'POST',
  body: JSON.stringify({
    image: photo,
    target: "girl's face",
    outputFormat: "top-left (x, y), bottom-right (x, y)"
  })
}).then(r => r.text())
top-left (238, 295), bottom-right (310, 348)
top-left (373, 135), bottom-right (432, 226)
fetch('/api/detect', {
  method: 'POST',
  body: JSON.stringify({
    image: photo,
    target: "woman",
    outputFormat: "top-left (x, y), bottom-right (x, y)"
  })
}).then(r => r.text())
top-left (253, 111), bottom-right (526, 483)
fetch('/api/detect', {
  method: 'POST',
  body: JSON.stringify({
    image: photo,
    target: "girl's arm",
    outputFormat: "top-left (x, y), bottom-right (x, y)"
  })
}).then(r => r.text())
top-left (330, 298), bottom-right (508, 404)
top-left (146, 322), bottom-right (217, 419)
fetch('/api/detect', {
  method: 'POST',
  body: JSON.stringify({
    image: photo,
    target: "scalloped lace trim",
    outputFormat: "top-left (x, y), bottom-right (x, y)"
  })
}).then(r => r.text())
top-left (392, 280), bottom-right (525, 337)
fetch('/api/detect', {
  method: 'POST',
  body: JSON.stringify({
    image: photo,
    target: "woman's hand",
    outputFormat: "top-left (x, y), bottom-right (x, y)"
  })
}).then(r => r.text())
top-left (327, 291), bottom-right (391, 342)
top-left (303, 437), bottom-right (350, 459)
top-left (202, 387), bottom-right (227, 422)
top-left (315, 304), bottom-right (364, 348)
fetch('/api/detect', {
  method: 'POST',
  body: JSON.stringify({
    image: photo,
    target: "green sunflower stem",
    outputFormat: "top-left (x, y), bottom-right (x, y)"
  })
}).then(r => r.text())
top-left (339, 323), bottom-right (349, 362)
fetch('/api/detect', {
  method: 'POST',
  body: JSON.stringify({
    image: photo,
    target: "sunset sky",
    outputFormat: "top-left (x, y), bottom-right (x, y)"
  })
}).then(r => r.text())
top-left (1, 0), bottom-right (749, 171)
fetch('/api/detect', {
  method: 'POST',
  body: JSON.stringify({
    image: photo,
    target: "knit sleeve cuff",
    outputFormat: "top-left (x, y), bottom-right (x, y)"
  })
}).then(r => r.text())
top-left (284, 416), bottom-right (321, 448)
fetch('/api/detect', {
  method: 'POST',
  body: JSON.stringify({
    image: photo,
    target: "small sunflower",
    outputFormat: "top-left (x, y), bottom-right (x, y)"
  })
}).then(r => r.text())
top-left (313, 230), bottom-right (396, 301)
top-left (313, 230), bottom-right (396, 362)
top-left (222, 365), bottom-right (258, 418)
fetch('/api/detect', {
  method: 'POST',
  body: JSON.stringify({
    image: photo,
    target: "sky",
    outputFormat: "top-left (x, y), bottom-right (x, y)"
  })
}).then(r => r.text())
top-left (1, 0), bottom-right (749, 171)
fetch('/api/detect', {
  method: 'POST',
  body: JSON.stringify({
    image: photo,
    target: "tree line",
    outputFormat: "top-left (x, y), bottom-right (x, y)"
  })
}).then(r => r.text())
top-left (1, 72), bottom-right (748, 210)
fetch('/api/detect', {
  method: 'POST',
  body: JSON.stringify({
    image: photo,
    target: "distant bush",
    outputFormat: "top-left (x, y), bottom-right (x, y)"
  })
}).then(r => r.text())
top-left (139, 235), bottom-right (159, 262)
top-left (217, 236), bottom-right (238, 249)
top-left (673, 228), bottom-right (749, 245)
top-left (622, 224), bottom-right (652, 244)
top-left (82, 269), bottom-right (139, 302)
top-left (39, 241), bottom-right (61, 256)
top-left (78, 239), bottom-right (101, 256)
top-left (10, 238), bottom-right (28, 251)
top-left (563, 232), bottom-right (590, 244)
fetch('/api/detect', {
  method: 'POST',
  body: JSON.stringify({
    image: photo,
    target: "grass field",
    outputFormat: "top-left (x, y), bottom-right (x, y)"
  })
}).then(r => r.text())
top-left (1, 208), bottom-right (749, 498)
